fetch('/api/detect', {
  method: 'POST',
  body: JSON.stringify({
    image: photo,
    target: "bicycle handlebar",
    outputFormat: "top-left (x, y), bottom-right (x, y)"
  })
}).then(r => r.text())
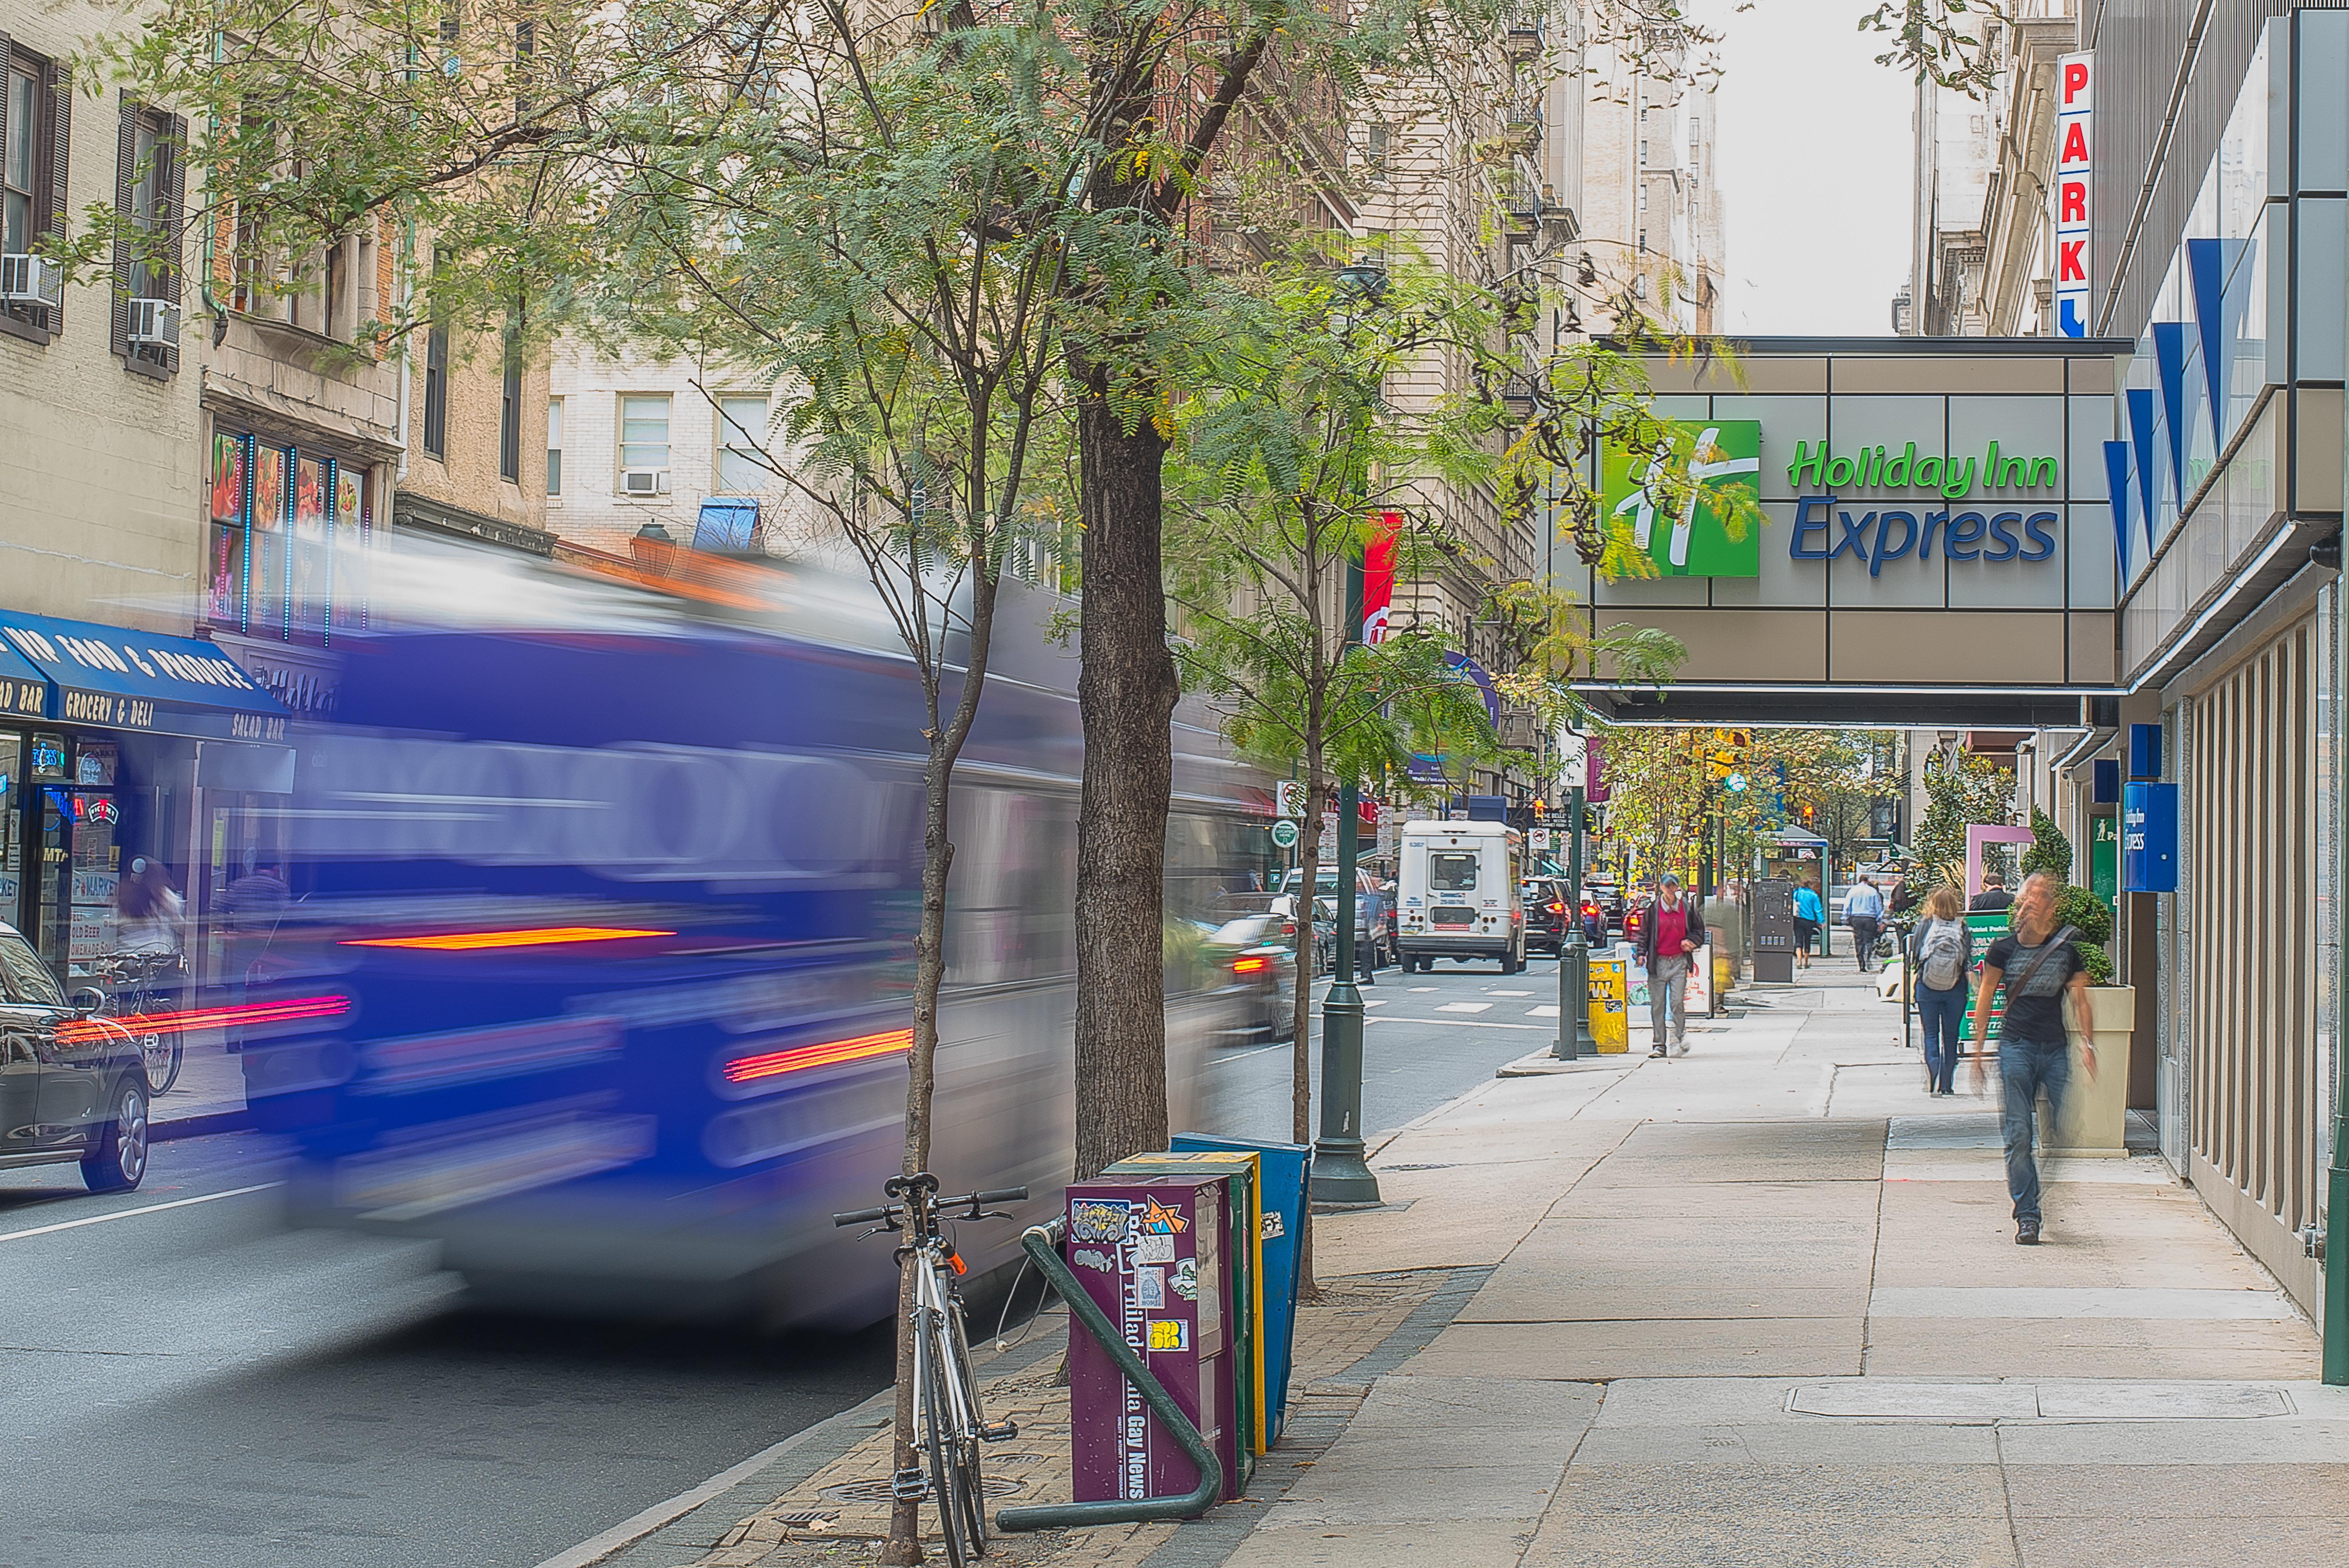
top-left (831, 1183), bottom-right (1027, 1230)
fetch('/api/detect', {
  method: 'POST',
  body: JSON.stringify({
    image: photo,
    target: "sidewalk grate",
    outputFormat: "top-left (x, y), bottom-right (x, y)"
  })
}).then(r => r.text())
top-left (820, 1475), bottom-right (1024, 1504)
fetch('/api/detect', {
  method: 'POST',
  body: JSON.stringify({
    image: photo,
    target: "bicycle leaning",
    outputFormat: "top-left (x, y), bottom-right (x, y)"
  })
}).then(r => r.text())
top-left (91, 950), bottom-right (185, 1096)
top-left (834, 1174), bottom-right (1026, 1567)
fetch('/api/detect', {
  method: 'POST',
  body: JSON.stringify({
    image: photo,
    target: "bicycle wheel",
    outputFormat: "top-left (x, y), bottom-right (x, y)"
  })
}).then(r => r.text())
top-left (944, 1294), bottom-right (991, 1552)
top-left (921, 1314), bottom-right (973, 1568)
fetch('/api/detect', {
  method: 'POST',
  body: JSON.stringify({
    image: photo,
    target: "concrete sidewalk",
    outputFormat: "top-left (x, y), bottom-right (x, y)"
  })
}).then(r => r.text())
top-left (1229, 965), bottom-right (2337, 1567)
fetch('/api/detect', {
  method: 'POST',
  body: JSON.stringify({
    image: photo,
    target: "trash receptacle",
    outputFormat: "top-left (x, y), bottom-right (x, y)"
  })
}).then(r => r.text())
top-left (1171, 1134), bottom-right (1308, 1443)
top-left (1064, 1176), bottom-right (1240, 1503)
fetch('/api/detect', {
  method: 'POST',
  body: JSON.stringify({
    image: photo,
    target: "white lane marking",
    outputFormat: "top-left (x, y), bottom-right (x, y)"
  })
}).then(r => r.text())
top-left (1437, 1002), bottom-right (1493, 1014)
top-left (1528, 1005), bottom-right (1561, 1018)
top-left (1363, 999), bottom-right (1388, 1007)
top-left (0, 1182), bottom-right (282, 1245)
top-left (1490, 989), bottom-right (1532, 996)
top-left (1408, 987), bottom-right (1438, 993)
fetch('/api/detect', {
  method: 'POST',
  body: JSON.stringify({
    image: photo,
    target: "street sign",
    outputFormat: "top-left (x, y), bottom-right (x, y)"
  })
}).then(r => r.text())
top-left (1274, 781), bottom-right (1306, 820)
top-left (1531, 828), bottom-right (1551, 852)
top-left (1270, 819), bottom-right (1300, 850)
top-left (1724, 772), bottom-right (1747, 793)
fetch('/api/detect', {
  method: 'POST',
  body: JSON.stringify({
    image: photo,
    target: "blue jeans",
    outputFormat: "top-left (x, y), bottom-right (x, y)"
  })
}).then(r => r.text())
top-left (1916, 982), bottom-right (1966, 1093)
top-left (1999, 1036), bottom-right (2072, 1223)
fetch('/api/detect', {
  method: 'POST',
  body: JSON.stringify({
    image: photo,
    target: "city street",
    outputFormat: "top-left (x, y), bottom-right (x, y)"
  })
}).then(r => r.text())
top-left (0, 960), bottom-right (1550, 1568)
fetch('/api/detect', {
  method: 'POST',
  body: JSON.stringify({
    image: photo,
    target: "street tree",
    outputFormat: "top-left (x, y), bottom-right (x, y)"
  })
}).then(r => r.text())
top-left (1912, 749), bottom-right (2019, 893)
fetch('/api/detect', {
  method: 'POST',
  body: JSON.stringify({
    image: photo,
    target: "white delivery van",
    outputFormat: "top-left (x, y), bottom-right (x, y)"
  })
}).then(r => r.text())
top-left (1396, 819), bottom-right (1526, 973)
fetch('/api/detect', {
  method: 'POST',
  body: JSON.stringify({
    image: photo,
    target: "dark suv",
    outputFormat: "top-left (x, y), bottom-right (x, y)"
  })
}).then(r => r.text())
top-left (1522, 878), bottom-right (1570, 956)
top-left (0, 922), bottom-right (151, 1192)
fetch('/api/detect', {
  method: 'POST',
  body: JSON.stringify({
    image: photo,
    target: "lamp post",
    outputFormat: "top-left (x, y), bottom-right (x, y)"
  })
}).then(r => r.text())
top-left (1311, 261), bottom-right (1386, 1207)
top-left (1553, 730), bottom-right (1597, 1060)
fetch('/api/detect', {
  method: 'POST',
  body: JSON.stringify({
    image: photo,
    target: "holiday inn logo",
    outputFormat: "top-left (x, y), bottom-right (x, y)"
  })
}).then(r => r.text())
top-left (1603, 420), bottom-right (1763, 579)
top-left (1786, 440), bottom-right (2059, 500)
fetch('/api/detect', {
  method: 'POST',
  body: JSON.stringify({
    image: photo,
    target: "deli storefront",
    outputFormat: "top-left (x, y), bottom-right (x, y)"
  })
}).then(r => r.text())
top-left (0, 611), bottom-right (292, 985)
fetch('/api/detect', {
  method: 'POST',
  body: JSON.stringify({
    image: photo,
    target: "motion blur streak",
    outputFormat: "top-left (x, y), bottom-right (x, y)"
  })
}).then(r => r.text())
top-left (722, 1029), bottom-right (915, 1084)
top-left (56, 994), bottom-right (352, 1045)
top-left (246, 538), bottom-right (1264, 1328)
top-left (342, 926), bottom-right (677, 951)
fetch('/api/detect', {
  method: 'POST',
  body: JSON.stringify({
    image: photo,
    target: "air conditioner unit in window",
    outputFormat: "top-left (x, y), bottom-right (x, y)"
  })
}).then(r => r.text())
top-left (127, 297), bottom-right (180, 347)
top-left (621, 468), bottom-right (671, 496)
top-left (0, 254), bottom-right (62, 312)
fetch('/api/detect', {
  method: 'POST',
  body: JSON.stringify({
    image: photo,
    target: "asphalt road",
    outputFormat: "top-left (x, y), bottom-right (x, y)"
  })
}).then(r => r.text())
top-left (0, 957), bottom-right (1559, 1568)
top-left (1200, 952), bottom-right (1574, 1147)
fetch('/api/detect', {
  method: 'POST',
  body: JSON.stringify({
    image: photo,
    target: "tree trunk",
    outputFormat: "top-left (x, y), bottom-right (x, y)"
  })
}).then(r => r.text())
top-left (1073, 389), bottom-right (1178, 1180)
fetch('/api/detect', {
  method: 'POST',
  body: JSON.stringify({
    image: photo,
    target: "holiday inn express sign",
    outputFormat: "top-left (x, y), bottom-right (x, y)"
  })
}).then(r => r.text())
top-left (1608, 425), bottom-right (2067, 577)
top-left (1572, 339), bottom-right (2124, 709)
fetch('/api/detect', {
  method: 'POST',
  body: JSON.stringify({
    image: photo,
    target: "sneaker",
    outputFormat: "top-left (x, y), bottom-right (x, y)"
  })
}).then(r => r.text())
top-left (1651, 1046), bottom-right (1668, 1058)
top-left (2016, 1218), bottom-right (2041, 1245)
top-left (1674, 1040), bottom-right (1689, 1055)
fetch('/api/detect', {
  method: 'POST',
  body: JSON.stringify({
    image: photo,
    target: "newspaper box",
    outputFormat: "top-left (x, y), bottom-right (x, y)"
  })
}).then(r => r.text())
top-left (1171, 1134), bottom-right (1309, 1442)
top-left (1065, 1176), bottom-right (1240, 1503)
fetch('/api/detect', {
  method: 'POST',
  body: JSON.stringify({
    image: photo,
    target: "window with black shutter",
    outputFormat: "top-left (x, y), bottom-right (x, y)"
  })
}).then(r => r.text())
top-left (423, 318), bottom-right (448, 458)
top-left (499, 305), bottom-right (522, 481)
top-left (111, 95), bottom-right (183, 377)
top-left (0, 40), bottom-right (69, 342)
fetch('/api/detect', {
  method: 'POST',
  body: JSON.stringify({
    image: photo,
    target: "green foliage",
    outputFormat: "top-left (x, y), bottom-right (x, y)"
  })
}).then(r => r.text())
top-left (2053, 883), bottom-right (2114, 949)
top-left (2020, 808), bottom-right (2073, 882)
top-left (1910, 750), bottom-right (2015, 892)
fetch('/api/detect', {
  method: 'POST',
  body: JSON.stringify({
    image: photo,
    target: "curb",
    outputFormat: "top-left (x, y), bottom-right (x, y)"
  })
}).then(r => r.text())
top-left (155, 1107), bottom-right (256, 1142)
top-left (1495, 1048), bottom-right (1639, 1077)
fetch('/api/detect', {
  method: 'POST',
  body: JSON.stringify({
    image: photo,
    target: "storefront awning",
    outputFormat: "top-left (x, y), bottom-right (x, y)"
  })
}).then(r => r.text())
top-left (0, 610), bottom-right (292, 742)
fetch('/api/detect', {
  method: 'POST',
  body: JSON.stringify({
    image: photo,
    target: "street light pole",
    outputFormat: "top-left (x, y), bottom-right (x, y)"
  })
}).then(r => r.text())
top-left (1553, 780), bottom-right (1597, 1060)
top-left (1312, 482), bottom-right (1380, 1205)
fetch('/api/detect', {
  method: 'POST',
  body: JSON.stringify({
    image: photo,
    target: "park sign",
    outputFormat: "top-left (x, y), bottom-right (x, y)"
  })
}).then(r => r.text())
top-left (1602, 420), bottom-right (1762, 578)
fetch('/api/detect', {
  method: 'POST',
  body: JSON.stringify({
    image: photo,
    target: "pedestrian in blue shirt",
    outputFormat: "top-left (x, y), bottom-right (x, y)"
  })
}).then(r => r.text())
top-left (1844, 875), bottom-right (1887, 972)
top-left (1791, 878), bottom-right (1823, 971)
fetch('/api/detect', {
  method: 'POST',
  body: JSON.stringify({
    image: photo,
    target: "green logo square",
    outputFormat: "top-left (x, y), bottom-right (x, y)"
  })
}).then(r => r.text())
top-left (1602, 419), bottom-right (1763, 578)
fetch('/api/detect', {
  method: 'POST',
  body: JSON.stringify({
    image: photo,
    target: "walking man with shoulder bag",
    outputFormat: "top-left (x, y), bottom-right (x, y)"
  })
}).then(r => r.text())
top-left (1968, 872), bottom-right (2097, 1244)
top-left (1638, 875), bottom-right (1708, 1058)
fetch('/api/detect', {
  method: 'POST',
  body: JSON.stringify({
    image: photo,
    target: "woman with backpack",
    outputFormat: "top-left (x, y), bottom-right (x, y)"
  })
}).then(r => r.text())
top-left (1909, 883), bottom-right (1971, 1096)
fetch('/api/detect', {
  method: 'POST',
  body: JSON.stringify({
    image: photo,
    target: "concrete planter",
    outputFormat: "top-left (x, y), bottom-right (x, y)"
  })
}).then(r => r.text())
top-left (2052, 984), bottom-right (2135, 1157)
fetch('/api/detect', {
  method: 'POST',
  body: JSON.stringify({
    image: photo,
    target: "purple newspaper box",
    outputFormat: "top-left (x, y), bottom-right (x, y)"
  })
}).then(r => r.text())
top-left (1065, 1176), bottom-right (1237, 1503)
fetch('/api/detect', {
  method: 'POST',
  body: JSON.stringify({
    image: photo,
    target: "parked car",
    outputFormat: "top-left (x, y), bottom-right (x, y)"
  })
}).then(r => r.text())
top-left (1583, 878), bottom-right (1627, 933)
top-left (1201, 913), bottom-right (1298, 1043)
top-left (0, 921), bottom-right (151, 1192)
top-left (1276, 869), bottom-right (1394, 971)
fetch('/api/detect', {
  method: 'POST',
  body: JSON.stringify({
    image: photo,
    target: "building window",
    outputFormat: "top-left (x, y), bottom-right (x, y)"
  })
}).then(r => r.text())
top-left (1638, 139), bottom-right (1648, 165)
top-left (422, 320), bottom-right (448, 458)
top-left (546, 396), bottom-right (562, 496)
top-left (112, 97), bottom-right (184, 375)
top-left (499, 309), bottom-right (522, 483)
top-left (619, 394), bottom-right (671, 490)
top-left (717, 395), bottom-right (768, 493)
top-left (2, 49), bottom-right (67, 338)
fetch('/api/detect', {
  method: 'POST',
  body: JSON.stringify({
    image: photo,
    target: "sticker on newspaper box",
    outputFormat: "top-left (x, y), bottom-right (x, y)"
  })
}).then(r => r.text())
top-left (1172, 1258), bottom-right (1198, 1301)
top-left (1136, 1266), bottom-right (1167, 1308)
top-left (1146, 1318), bottom-right (1190, 1352)
top-left (1135, 1233), bottom-right (1176, 1264)
top-left (1069, 1200), bottom-right (1132, 1244)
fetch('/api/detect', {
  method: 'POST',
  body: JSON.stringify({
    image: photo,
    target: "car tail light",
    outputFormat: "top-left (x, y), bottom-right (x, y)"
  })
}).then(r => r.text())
top-left (1547, 901), bottom-right (1565, 915)
top-left (1234, 955), bottom-right (1269, 974)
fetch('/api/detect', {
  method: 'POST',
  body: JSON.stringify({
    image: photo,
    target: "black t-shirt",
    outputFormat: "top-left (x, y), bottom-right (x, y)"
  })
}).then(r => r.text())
top-left (1984, 932), bottom-right (2081, 1043)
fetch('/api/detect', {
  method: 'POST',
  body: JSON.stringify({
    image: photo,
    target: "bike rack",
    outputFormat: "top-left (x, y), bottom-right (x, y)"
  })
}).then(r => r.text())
top-left (993, 1221), bottom-right (1224, 1533)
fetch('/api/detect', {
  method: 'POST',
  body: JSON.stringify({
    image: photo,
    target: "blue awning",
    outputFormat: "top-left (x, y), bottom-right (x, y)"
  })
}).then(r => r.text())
top-left (0, 610), bottom-right (292, 742)
top-left (0, 634), bottom-right (45, 724)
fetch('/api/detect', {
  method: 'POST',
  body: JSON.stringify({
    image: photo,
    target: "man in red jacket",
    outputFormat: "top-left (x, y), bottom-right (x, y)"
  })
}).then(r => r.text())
top-left (1637, 875), bottom-right (1709, 1057)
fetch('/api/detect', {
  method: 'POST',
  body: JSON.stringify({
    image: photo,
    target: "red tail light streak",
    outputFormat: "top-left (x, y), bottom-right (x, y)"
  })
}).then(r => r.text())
top-left (58, 993), bottom-right (351, 1045)
top-left (341, 926), bottom-right (675, 952)
top-left (721, 1027), bottom-right (913, 1085)
top-left (1233, 956), bottom-right (1270, 974)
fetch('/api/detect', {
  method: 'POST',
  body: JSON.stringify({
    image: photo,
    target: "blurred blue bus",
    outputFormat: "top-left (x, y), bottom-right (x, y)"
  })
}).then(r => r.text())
top-left (236, 542), bottom-right (1268, 1328)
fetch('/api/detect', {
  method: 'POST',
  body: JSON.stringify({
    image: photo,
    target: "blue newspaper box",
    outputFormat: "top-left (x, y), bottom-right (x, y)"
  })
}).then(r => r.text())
top-left (1172, 1133), bottom-right (1309, 1443)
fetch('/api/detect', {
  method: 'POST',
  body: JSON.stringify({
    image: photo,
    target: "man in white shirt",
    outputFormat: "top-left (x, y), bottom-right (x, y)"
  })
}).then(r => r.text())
top-left (1843, 875), bottom-right (1886, 973)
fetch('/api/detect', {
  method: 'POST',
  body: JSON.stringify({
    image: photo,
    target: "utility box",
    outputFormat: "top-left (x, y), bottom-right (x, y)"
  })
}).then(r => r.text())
top-left (1751, 879), bottom-right (1795, 982)
top-left (1065, 1177), bottom-right (1239, 1504)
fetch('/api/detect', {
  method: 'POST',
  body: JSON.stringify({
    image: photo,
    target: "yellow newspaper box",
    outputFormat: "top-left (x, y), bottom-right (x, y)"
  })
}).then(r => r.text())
top-left (1588, 955), bottom-right (1628, 1053)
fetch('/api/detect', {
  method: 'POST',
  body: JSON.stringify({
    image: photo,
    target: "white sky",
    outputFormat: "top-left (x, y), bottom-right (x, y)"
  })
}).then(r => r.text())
top-left (1697, 0), bottom-right (1918, 336)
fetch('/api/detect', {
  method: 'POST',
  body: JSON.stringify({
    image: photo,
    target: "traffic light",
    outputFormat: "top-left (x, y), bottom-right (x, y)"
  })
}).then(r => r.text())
top-left (1801, 802), bottom-right (1817, 826)
top-left (1531, 797), bottom-right (1547, 817)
